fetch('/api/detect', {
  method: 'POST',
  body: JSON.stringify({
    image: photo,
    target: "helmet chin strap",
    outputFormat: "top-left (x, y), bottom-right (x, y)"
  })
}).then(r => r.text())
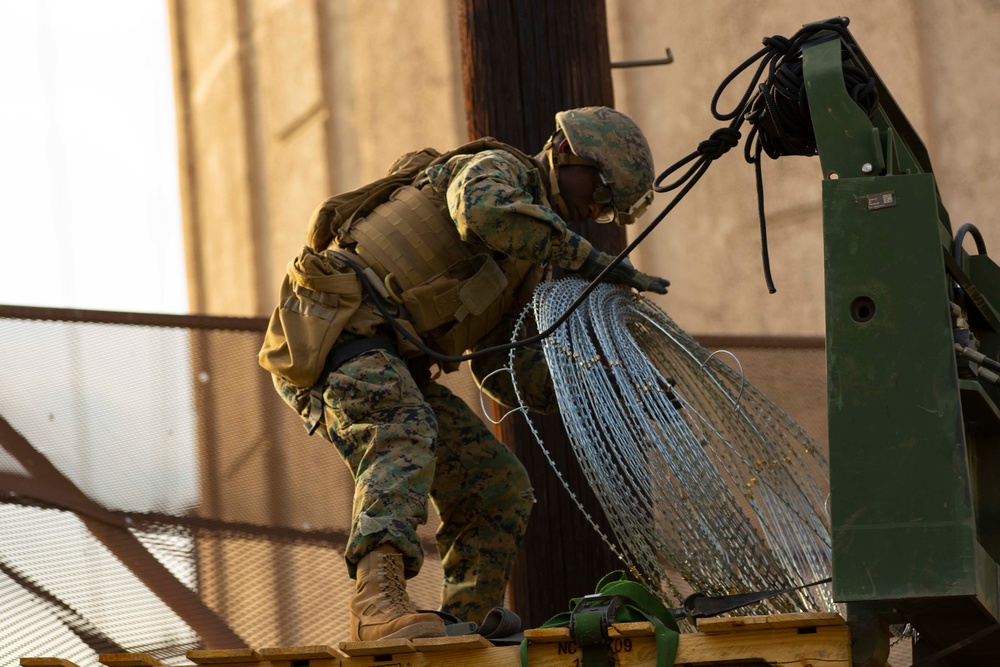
top-left (545, 139), bottom-right (601, 222)
top-left (545, 144), bottom-right (572, 221)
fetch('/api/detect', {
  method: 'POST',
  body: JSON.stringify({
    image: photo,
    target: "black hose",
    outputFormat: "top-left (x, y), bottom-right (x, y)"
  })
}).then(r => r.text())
top-left (953, 223), bottom-right (988, 263)
top-left (328, 250), bottom-right (632, 364)
top-left (952, 222), bottom-right (989, 303)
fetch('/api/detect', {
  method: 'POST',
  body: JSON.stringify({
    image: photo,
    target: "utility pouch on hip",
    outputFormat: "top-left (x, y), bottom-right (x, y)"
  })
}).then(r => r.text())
top-left (258, 246), bottom-right (363, 387)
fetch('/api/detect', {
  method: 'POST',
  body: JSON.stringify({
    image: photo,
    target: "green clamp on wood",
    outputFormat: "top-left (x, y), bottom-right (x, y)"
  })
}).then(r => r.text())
top-left (570, 593), bottom-right (622, 642)
top-left (521, 572), bottom-right (678, 667)
top-left (569, 594), bottom-right (624, 667)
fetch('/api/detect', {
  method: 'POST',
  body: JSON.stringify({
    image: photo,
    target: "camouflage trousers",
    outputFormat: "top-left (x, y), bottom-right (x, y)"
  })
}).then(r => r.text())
top-left (273, 346), bottom-right (535, 625)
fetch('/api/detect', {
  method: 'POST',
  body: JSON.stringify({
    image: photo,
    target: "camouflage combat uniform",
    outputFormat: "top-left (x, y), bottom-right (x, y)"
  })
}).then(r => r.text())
top-left (274, 149), bottom-right (593, 624)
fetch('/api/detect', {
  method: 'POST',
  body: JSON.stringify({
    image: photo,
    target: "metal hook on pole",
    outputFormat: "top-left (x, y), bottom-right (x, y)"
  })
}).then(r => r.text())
top-left (611, 47), bottom-right (674, 69)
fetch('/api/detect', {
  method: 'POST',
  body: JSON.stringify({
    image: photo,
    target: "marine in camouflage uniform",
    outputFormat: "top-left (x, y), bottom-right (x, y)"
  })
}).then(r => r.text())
top-left (269, 107), bottom-right (668, 640)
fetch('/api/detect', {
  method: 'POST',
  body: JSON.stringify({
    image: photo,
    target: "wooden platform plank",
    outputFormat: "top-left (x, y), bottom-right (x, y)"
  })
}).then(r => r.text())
top-left (412, 635), bottom-right (494, 651)
top-left (256, 646), bottom-right (345, 660)
top-left (518, 614), bottom-right (850, 667)
top-left (609, 622), bottom-right (656, 638)
top-left (522, 621), bottom-right (655, 643)
top-left (21, 613), bottom-right (854, 667)
top-left (186, 649), bottom-right (262, 664)
top-left (697, 611), bottom-right (844, 634)
top-left (521, 628), bottom-right (850, 666)
top-left (99, 655), bottom-right (164, 667)
top-left (339, 645), bottom-right (521, 667)
top-left (675, 625), bottom-right (850, 666)
top-left (523, 637), bottom-right (656, 667)
top-left (338, 638), bottom-right (414, 657)
top-left (522, 627), bottom-right (571, 643)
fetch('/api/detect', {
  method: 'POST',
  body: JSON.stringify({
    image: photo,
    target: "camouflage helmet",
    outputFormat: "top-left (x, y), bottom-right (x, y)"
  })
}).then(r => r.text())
top-left (553, 106), bottom-right (655, 225)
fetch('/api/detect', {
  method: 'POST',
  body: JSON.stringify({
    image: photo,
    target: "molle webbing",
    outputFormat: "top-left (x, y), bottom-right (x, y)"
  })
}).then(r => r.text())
top-left (351, 186), bottom-right (470, 291)
top-left (399, 254), bottom-right (506, 328)
top-left (338, 143), bottom-right (546, 352)
top-left (349, 185), bottom-right (512, 344)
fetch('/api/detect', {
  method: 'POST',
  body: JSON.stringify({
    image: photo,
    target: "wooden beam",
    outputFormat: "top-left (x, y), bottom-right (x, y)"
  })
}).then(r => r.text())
top-left (456, 0), bottom-right (623, 628)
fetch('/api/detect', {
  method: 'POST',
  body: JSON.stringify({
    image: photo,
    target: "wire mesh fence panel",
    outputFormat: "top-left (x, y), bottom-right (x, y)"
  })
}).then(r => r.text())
top-left (0, 308), bottom-right (444, 666)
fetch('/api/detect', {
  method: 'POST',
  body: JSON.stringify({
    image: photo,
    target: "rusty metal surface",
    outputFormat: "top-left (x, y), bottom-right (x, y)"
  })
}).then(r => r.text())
top-left (0, 304), bottom-right (268, 332)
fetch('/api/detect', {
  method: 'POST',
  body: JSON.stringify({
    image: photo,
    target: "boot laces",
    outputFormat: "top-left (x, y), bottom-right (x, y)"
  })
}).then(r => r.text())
top-left (377, 557), bottom-right (417, 613)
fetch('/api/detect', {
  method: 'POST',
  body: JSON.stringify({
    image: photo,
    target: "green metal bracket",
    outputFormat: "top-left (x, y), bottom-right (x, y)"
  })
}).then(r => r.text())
top-left (803, 36), bottom-right (884, 180)
top-left (802, 20), bottom-right (953, 233)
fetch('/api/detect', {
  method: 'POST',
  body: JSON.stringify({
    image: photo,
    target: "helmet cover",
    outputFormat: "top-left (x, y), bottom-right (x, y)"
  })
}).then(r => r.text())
top-left (555, 106), bottom-right (655, 224)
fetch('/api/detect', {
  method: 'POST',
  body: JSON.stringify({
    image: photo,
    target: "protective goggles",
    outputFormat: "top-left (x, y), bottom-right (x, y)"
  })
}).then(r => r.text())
top-left (551, 149), bottom-right (655, 225)
top-left (592, 173), bottom-right (617, 223)
top-left (593, 172), bottom-right (655, 226)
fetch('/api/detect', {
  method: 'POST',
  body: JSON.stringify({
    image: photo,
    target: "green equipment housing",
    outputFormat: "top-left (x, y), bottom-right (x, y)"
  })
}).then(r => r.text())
top-left (802, 20), bottom-right (1000, 666)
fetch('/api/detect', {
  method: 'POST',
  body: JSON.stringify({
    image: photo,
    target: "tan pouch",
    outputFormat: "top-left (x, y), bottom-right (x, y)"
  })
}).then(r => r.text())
top-left (400, 254), bottom-right (508, 334)
top-left (258, 247), bottom-right (363, 387)
top-left (433, 291), bottom-right (508, 357)
top-left (418, 255), bottom-right (542, 357)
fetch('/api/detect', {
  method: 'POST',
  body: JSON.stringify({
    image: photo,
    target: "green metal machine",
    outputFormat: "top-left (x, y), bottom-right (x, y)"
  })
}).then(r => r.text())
top-left (801, 20), bottom-right (1000, 666)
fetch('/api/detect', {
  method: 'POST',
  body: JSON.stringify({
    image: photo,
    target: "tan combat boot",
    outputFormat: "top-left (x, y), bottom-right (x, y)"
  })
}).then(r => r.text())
top-left (349, 545), bottom-right (447, 641)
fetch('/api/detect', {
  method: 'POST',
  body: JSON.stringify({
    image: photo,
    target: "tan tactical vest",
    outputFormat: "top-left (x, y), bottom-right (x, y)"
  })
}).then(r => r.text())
top-left (344, 179), bottom-right (544, 357)
top-left (260, 139), bottom-right (547, 387)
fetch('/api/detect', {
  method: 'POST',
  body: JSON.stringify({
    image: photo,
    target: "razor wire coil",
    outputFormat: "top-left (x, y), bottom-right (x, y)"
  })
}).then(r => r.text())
top-left (509, 278), bottom-right (834, 615)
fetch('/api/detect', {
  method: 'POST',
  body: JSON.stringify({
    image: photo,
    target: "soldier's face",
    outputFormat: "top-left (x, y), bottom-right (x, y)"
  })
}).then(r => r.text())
top-left (557, 164), bottom-right (605, 223)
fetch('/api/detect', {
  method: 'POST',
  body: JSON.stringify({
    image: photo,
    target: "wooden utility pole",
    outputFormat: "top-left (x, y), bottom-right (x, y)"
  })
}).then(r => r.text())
top-left (458, 0), bottom-right (624, 627)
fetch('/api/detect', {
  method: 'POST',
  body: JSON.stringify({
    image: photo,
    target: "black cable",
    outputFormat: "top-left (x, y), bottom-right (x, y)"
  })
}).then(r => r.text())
top-left (953, 223), bottom-right (988, 262)
top-left (752, 143), bottom-right (776, 293)
top-left (655, 16), bottom-right (877, 294)
top-left (951, 223), bottom-right (989, 303)
top-left (741, 21), bottom-right (875, 292)
top-left (676, 575), bottom-right (832, 620)
top-left (329, 250), bottom-right (629, 364)
top-left (325, 18), bottom-right (881, 364)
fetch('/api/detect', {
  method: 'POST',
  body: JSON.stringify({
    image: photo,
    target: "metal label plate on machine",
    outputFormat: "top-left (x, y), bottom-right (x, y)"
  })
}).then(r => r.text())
top-left (859, 190), bottom-right (897, 210)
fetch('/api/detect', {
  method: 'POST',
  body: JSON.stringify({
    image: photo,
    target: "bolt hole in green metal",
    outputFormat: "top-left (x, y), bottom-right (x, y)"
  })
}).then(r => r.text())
top-left (828, 171), bottom-right (839, 179)
top-left (850, 296), bottom-right (876, 323)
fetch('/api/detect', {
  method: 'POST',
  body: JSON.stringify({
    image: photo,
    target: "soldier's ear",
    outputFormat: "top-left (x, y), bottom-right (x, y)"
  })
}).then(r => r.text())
top-left (556, 137), bottom-right (574, 155)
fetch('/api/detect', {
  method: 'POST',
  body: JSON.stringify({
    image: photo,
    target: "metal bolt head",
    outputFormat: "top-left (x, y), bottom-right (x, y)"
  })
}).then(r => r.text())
top-left (861, 163), bottom-right (873, 174)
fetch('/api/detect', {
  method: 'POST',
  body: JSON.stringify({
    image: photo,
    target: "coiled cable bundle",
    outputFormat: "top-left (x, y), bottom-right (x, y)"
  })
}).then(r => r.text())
top-left (654, 16), bottom-right (878, 293)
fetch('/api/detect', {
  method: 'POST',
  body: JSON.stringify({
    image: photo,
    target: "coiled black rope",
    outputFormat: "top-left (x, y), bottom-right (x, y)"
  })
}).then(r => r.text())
top-left (654, 16), bottom-right (878, 293)
top-left (323, 18), bottom-right (882, 365)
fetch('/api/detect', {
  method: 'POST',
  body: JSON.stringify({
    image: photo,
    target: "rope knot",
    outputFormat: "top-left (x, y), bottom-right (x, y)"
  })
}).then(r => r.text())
top-left (697, 128), bottom-right (741, 161)
top-left (761, 35), bottom-right (791, 54)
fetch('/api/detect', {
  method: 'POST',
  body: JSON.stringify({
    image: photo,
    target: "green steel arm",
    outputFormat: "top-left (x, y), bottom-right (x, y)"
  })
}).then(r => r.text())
top-left (801, 20), bottom-right (1000, 664)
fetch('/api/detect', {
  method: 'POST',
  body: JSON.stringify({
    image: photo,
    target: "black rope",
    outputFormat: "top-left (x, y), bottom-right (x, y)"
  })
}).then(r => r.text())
top-left (321, 18), bottom-right (882, 365)
top-left (653, 16), bottom-right (878, 293)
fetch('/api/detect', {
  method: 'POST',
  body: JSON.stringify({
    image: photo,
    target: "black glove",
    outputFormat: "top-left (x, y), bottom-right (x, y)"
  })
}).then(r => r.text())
top-left (577, 248), bottom-right (670, 294)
